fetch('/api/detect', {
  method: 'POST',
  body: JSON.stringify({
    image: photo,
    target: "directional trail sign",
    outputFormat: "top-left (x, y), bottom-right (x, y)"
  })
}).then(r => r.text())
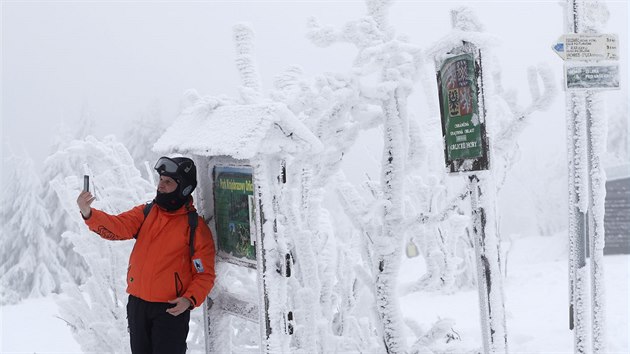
top-left (553, 33), bottom-right (618, 61)
top-left (565, 62), bottom-right (620, 90)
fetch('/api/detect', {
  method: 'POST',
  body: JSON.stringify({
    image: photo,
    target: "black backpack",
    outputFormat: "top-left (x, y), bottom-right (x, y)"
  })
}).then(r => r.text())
top-left (133, 202), bottom-right (198, 257)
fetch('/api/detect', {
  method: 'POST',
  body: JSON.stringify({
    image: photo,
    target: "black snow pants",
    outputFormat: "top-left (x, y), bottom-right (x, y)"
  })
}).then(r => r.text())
top-left (127, 295), bottom-right (190, 354)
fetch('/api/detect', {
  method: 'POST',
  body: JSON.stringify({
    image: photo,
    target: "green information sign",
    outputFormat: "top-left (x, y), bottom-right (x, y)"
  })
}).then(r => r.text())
top-left (441, 53), bottom-right (481, 160)
top-left (213, 166), bottom-right (256, 264)
top-left (437, 51), bottom-right (488, 172)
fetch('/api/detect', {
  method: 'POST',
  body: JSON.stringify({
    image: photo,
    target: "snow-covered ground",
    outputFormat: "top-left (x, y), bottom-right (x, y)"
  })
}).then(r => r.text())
top-left (1, 296), bottom-right (82, 353)
top-left (399, 233), bottom-right (629, 353)
top-left (1, 233), bottom-right (628, 353)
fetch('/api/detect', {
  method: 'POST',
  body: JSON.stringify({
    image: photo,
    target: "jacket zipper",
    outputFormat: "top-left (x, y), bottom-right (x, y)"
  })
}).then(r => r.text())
top-left (174, 272), bottom-right (183, 298)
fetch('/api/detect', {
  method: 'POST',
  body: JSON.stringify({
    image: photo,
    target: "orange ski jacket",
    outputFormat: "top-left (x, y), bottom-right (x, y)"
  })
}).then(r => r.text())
top-left (84, 199), bottom-right (216, 308)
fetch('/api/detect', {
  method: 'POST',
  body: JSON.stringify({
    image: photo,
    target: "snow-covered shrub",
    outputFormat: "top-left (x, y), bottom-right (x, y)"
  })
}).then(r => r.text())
top-left (49, 135), bottom-right (154, 353)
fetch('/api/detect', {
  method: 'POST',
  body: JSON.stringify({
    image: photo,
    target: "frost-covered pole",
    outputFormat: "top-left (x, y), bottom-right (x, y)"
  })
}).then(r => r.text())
top-left (565, 1), bottom-right (590, 351)
top-left (257, 156), bottom-right (295, 353)
top-left (580, 2), bottom-right (609, 351)
top-left (564, 1), bottom-right (610, 352)
top-left (586, 89), bottom-right (607, 354)
top-left (468, 174), bottom-right (507, 353)
top-left (466, 45), bottom-right (509, 353)
top-left (566, 90), bottom-right (590, 352)
top-left (432, 9), bottom-right (507, 348)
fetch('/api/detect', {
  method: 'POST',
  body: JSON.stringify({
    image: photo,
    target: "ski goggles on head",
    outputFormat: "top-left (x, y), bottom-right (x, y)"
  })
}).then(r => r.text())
top-left (154, 156), bottom-right (180, 175)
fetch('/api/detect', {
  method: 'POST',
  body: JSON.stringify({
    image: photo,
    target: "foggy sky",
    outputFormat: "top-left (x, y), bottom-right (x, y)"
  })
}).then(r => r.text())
top-left (2, 1), bottom-right (628, 235)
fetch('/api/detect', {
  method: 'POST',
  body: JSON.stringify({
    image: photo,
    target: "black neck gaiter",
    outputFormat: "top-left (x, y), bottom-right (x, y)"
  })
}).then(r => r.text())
top-left (154, 188), bottom-right (188, 211)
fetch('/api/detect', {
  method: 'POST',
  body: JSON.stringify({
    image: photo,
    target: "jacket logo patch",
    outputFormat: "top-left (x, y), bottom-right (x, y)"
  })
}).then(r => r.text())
top-left (193, 259), bottom-right (204, 273)
top-left (96, 226), bottom-right (117, 240)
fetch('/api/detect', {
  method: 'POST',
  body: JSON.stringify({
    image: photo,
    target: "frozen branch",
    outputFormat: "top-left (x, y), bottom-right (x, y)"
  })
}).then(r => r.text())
top-left (495, 63), bottom-right (556, 153)
top-left (403, 185), bottom-right (469, 228)
top-left (335, 173), bottom-right (373, 233)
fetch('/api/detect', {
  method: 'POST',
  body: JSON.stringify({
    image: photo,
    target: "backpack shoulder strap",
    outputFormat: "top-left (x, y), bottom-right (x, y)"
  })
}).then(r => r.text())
top-left (133, 202), bottom-right (154, 239)
top-left (143, 201), bottom-right (154, 217)
top-left (188, 211), bottom-right (198, 258)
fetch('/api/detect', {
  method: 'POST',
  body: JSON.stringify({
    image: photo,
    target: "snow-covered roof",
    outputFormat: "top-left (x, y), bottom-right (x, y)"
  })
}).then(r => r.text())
top-left (154, 101), bottom-right (322, 159)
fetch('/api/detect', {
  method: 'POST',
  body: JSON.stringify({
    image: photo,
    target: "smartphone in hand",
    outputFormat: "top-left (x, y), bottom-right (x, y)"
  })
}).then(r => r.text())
top-left (83, 175), bottom-right (90, 192)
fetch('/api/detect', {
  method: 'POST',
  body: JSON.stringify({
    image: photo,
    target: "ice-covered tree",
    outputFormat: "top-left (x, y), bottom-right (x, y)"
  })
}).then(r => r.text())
top-left (0, 153), bottom-right (73, 304)
top-left (305, 3), bottom-right (556, 353)
top-left (305, 0), bottom-right (443, 351)
top-left (403, 7), bottom-right (556, 296)
top-left (50, 136), bottom-right (154, 353)
top-left (274, 71), bottom-right (384, 352)
top-left (198, 2), bottom-right (555, 352)
top-left (40, 105), bottom-right (107, 285)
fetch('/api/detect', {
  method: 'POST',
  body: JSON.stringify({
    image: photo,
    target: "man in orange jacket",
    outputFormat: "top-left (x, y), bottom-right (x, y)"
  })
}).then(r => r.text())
top-left (77, 156), bottom-right (216, 354)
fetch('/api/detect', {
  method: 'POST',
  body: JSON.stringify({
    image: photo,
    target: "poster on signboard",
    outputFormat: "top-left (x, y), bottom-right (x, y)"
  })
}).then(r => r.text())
top-left (213, 166), bottom-right (257, 266)
top-left (437, 50), bottom-right (489, 173)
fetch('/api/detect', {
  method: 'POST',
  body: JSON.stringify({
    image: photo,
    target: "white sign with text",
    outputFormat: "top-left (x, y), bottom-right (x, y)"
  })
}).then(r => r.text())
top-left (553, 33), bottom-right (618, 61)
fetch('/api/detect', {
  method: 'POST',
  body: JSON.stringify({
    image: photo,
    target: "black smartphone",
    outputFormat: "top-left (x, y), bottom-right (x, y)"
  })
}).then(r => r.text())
top-left (83, 175), bottom-right (90, 192)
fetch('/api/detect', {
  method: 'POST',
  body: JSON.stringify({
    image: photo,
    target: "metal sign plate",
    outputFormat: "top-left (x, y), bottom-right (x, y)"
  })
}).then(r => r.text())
top-left (565, 62), bottom-right (620, 90)
top-left (553, 33), bottom-right (618, 61)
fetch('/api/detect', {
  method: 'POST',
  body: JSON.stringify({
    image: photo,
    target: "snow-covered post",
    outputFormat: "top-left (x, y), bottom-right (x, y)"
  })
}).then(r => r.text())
top-left (467, 174), bottom-right (507, 352)
top-left (562, 1), bottom-right (612, 352)
top-left (432, 10), bottom-right (507, 352)
top-left (586, 87), bottom-right (607, 354)
top-left (252, 156), bottom-right (287, 352)
top-left (565, 2), bottom-right (590, 351)
top-left (581, 4), bottom-right (609, 352)
top-left (566, 89), bottom-right (590, 352)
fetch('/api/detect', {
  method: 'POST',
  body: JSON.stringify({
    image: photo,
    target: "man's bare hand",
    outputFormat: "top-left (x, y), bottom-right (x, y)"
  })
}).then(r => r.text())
top-left (77, 191), bottom-right (95, 218)
top-left (167, 297), bottom-right (192, 316)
